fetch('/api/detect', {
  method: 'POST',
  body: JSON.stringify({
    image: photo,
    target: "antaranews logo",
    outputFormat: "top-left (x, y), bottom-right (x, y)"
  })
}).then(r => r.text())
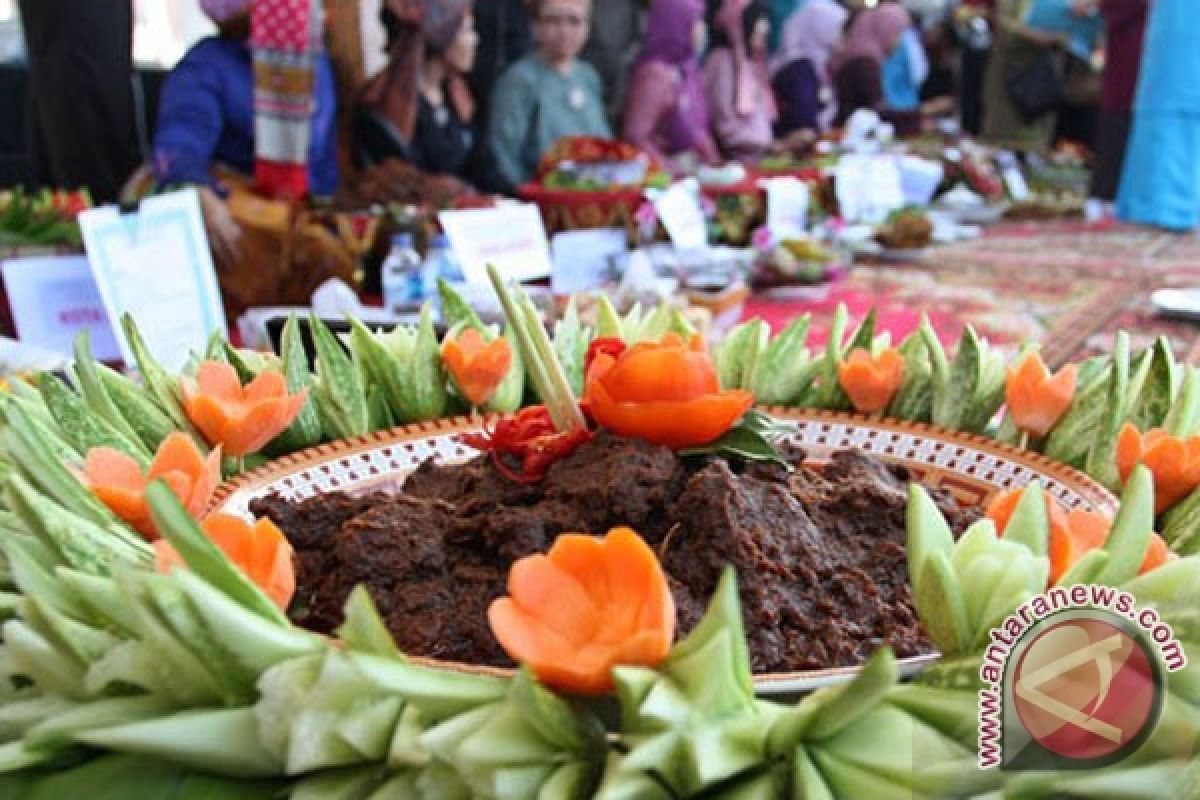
top-left (977, 583), bottom-right (1187, 771)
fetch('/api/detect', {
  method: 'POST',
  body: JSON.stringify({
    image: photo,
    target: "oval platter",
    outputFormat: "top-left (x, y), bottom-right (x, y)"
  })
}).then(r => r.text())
top-left (211, 408), bottom-right (1117, 696)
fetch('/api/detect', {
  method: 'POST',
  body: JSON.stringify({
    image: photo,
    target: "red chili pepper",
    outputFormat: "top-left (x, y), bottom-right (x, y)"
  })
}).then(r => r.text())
top-left (462, 406), bottom-right (594, 483)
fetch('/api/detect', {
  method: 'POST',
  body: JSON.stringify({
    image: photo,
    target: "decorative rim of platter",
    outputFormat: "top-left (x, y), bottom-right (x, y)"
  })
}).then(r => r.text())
top-left (209, 407), bottom-right (1117, 694)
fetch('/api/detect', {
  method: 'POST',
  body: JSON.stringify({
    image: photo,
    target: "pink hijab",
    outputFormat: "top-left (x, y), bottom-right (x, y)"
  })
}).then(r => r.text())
top-left (833, 4), bottom-right (911, 72)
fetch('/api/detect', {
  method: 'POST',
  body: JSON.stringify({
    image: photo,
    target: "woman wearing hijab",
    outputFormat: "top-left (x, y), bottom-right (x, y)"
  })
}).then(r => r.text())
top-left (1117, 0), bottom-right (1200, 230)
top-left (770, 0), bottom-right (848, 137)
top-left (622, 0), bottom-right (721, 166)
top-left (981, 0), bottom-right (1100, 149)
top-left (487, 0), bottom-right (612, 191)
top-left (768, 0), bottom-right (809, 52)
top-left (831, 4), bottom-right (920, 134)
top-left (355, 0), bottom-right (498, 192)
top-left (704, 0), bottom-right (778, 161)
top-left (153, 0), bottom-right (337, 262)
top-left (881, 26), bottom-right (930, 112)
top-left (1091, 0), bottom-right (1147, 202)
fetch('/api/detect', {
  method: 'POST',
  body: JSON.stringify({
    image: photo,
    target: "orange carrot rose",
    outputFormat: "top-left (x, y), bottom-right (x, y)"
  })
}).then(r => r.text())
top-left (1004, 352), bottom-right (1077, 438)
top-left (837, 347), bottom-right (904, 414)
top-left (82, 433), bottom-right (221, 539)
top-left (442, 329), bottom-right (513, 407)
top-left (1116, 423), bottom-right (1200, 513)
top-left (987, 487), bottom-right (1171, 582)
top-left (155, 513), bottom-right (296, 611)
top-left (585, 334), bottom-right (753, 449)
top-left (181, 361), bottom-right (308, 457)
top-left (488, 526), bottom-right (675, 694)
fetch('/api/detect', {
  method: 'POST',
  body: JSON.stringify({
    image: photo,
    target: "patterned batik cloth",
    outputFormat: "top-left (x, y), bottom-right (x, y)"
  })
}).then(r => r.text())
top-left (251, 0), bottom-right (323, 199)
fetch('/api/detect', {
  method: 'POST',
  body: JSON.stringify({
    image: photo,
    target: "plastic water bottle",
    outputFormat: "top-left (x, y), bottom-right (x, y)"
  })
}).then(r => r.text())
top-left (381, 233), bottom-right (422, 312)
top-left (426, 234), bottom-right (467, 318)
top-left (425, 234), bottom-right (464, 284)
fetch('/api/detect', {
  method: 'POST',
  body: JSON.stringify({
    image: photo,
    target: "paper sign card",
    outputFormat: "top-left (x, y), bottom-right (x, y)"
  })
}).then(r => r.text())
top-left (648, 182), bottom-right (708, 250)
top-left (835, 154), bottom-right (906, 224)
top-left (78, 189), bottom-right (227, 373)
top-left (438, 204), bottom-right (553, 286)
top-left (760, 177), bottom-right (810, 239)
top-left (550, 228), bottom-right (627, 295)
top-left (898, 156), bottom-right (945, 207)
top-left (1, 255), bottom-right (121, 361)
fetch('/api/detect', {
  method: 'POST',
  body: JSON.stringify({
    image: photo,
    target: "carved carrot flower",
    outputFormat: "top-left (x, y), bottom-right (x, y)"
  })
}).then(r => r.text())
top-left (987, 486), bottom-right (1173, 583)
top-left (488, 526), bottom-right (675, 694)
top-left (585, 333), bottom-right (754, 449)
top-left (837, 347), bottom-right (904, 414)
top-left (155, 513), bottom-right (296, 612)
top-left (1116, 423), bottom-right (1200, 513)
top-left (442, 328), bottom-right (513, 408)
top-left (1004, 352), bottom-right (1077, 438)
top-left (181, 361), bottom-right (308, 457)
top-left (82, 433), bottom-right (221, 540)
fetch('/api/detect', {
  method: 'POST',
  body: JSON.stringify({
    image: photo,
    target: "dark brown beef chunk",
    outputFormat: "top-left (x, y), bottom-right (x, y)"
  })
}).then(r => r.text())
top-left (541, 432), bottom-right (685, 540)
top-left (251, 491), bottom-right (391, 629)
top-left (664, 460), bottom-right (846, 671)
top-left (666, 460), bottom-right (836, 594)
top-left (404, 455), bottom-right (541, 509)
top-left (265, 440), bottom-right (975, 674)
top-left (251, 490), bottom-right (389, 552)
top-left (334, 497), bottom-right (449, 585)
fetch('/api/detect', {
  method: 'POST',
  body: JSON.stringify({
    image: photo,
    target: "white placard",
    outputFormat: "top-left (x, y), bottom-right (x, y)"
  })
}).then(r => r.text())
top-left (648, 182), bottom-right (708, 250)
top-left (551, 228), bottom-right (627, 295)
top-left (78, 189), bottom-right (227, 373)
top-left (1, 255), bottom-right (121, 361)
top-left (835, 154), bottom-right (907, 224)
top-left (438, 204), bottom-right (553, 286)
top-left (898, 155), bottom-right (945, 207)
top-left (761, 177), bottom-right (810, 239)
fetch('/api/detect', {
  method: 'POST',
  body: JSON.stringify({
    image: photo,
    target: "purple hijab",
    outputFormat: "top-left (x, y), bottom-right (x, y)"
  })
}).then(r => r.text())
top-left (631, 0), bottom-right (712, 156)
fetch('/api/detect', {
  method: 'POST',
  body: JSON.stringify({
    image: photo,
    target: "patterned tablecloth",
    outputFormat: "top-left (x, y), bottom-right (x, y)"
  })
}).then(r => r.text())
top-left (740, 224), bottom-right (1200, 368)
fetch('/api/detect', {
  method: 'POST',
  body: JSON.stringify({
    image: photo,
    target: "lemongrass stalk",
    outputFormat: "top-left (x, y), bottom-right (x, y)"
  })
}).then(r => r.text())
top-left (518, 295), bottom-right (587, 431)
top-left (486, 266), bottom-right (563, 426)
top-left (486, 265), bottom-right (585, 432)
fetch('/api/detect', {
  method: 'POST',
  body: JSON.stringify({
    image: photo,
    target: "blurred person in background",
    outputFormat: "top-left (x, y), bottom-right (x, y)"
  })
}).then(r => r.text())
top-left (882, 24), bottom-right (931, 114)
top-left (355, 0), bottom-right (500, 193)
top-left (1116, 0), bottom-right (1200, 230)
top-left (469, 0), bottom-right (533, 124)
top-left (622, 0), bottom-right (721, 166)
top-left (17, 0), bottom-right (141, 202)
top-left (152, 0), bottom-right (338, 263)
top-left (982, 0), bottom-right (1101, 149)
top-left (771, 0), bottom-right (848, 137)
top-left (582, 0), bottom-right (644, 126)
top-left (832, 3), bottom-right (922, 133)
top-left (1090, 0), bottom-right (1146, 202)
top-left (487, 0), bottom-right (610, 191)
top-left (768, 0), bottom-right (808, 53)
top-left (705, 0), bottom-right (778, 161)
top-left (954, 0), bottom-right (994, 136)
